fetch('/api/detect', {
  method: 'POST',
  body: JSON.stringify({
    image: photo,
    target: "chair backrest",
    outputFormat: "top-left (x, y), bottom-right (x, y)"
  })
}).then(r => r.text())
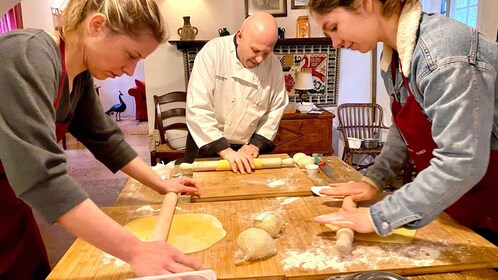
top-left (337, 103), bottom-right (387, 148)
top-left (153, 91), bottom-right (188, 144)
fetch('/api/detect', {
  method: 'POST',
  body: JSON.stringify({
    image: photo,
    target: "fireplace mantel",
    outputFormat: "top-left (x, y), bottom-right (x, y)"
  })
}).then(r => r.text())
top-left (169, 37), bottom-right (332, 50)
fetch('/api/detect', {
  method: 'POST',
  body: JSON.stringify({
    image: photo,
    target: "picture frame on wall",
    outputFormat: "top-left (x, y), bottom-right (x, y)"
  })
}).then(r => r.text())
top-left (245, 0), bottom-right (287, 17)
top-left (291, 0), bottom-right (308, 9)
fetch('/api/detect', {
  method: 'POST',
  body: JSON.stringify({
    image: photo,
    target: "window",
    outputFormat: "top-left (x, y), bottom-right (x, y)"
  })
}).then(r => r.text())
top-left (441, 0), bottom-right (479, 27)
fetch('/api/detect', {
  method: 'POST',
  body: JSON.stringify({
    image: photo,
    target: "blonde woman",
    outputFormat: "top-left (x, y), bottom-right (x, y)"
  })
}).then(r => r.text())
top-left (0, 0), bottom-right (202, 278)
top-left (310, 0), bottom-right (498, 244)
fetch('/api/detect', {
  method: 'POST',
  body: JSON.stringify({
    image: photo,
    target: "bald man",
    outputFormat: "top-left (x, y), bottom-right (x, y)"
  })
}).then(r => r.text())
top-left (185, 12), bottom-right (288, 173)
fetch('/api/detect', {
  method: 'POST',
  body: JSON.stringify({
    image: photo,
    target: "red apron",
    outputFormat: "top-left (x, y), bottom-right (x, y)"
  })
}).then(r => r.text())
top-left (0, 38), bottom-right (72, 279)
top-left (390, 45), bottom-right (498, 233)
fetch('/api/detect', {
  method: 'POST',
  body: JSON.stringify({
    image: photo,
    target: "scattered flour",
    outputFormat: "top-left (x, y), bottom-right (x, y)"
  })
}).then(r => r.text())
top-left (131, 205), bottom-right (158, 213)
top-left (267, 178), bottom-right (287, 188)
top-left (102, 252), bottom-right (128, 268)
top-left (280, 235), bottom-right (451, 272)
top-left (279, 197), bottom-right (299, 205)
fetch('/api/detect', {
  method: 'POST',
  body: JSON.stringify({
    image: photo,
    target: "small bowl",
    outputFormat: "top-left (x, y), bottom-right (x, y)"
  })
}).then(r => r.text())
top-left (305, 163), bottom-right (319, 175)
top-left (297, 102), bottom-right (313, 113)
top-left (347, 137), bottom-right (363, 149)
top-left (363, 138), bottom-right (379, 149)
top-left (165, 129), bottom-right (188, 150)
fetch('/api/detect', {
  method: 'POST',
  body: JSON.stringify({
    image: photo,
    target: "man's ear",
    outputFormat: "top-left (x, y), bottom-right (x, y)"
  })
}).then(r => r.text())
top-left (87, 13), bottom-right (107, 36)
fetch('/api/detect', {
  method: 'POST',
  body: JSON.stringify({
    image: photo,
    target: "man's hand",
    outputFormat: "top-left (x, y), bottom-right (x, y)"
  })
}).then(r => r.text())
top-left (219, 148), bottom-right (255, 174)
top-left (320, 181), bottom-right (379, 201)
top-left (127, 241), bottom-right (203, 276)
top-left (158, 176), bottom-right (201, 195)
top-left (238, 144), bottom-right (260, 157)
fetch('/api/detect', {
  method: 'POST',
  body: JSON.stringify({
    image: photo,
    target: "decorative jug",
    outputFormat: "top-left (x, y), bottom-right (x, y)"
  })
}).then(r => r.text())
top-left (218, 28), bottom-right (230, 37)
top-left (177, 16), bottom-right (198, 40)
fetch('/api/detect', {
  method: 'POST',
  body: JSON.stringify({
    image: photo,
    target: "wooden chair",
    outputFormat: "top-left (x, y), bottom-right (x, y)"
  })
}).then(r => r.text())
top-left (149, 92), bottom-right (187, 165)
top-left (337, 103), bottom-right (388, 171)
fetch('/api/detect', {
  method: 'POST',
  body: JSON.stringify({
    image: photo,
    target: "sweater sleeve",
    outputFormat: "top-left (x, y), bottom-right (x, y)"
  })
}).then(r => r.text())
top-left (0, 30), bottom-right (88, 223)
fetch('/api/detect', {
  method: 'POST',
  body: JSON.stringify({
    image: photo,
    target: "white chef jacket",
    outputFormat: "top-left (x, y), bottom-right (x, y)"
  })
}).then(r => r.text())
top-left (186, 35), bottom-right (288, 149)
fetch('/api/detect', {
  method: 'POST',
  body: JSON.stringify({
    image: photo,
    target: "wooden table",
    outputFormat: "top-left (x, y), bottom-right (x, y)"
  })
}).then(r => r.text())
top-left (47, 196), bottom-right (498, 279)
top-left (115, 156), bottom-right (362, 206)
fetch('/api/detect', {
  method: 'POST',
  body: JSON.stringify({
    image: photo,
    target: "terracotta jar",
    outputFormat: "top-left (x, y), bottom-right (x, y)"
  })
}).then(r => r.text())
top-left (177, 16), bottom-right (198, 40)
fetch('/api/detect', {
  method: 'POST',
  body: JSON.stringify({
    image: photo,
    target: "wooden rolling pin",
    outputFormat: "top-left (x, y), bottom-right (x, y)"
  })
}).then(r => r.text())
top-left (335, 196), bottom-right (357, 255)
top-left (150, 192), bottom-right (178, 241)
top-left (179, 157), bottom-right (294, 172)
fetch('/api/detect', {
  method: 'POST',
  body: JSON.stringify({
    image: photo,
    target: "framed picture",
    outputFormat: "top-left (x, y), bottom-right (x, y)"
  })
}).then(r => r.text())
top-left (245, 0), bottom-right (287, 17)
top-left (291, 0), bottom-right (308, 9)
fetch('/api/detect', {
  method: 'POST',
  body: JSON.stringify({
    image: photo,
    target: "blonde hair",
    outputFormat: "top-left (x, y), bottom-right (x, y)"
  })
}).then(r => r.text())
top-left (60, 0), bottom-right (168, 43)
top-left (308, 0), bottom-right (419, 18)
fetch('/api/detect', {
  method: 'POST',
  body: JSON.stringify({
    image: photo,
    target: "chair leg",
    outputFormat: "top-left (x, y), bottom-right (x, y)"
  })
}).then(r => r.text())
top-left (150, 151), bottom-right (157, 166)
top-left (62, 133), bottom-right (67, 150)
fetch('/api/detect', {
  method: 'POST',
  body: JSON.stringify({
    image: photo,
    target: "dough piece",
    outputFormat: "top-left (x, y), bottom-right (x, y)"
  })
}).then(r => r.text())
top-left (325, 224), bottom-right (416, 244)
top-left (292, 152), bottom-right (307, 163)
top-left (297, 156), bottom-right (314, 168)
top-left (237, 228), bottom-right (277, 261)
top-left (125, 213), bottom-right (226, 254)
top-left (253, 212), bottom-right (284, 237)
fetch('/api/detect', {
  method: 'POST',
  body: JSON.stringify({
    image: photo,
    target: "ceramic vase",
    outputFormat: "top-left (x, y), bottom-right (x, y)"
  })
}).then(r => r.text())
top-left (177, 16), bottom-right (198, 40)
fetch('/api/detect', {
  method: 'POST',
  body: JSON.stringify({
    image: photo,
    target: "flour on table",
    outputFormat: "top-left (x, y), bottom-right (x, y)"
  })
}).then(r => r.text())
top-left (130, 205), bottom-right (159, 214)
top-left (278, 197), bottom-right (299, 205)
top-left (102, 252), bottom-right (128, 268)
top-left (280, 235), bottom-right (448, 272)
top-left (267, 178), bottom-right (287, 188)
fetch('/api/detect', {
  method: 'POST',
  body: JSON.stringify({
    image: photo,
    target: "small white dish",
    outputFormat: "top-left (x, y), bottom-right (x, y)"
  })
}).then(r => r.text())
top-left (311, 186), bottom-right (332, 197)
top-left (305, 163), bottom-right (319, 175)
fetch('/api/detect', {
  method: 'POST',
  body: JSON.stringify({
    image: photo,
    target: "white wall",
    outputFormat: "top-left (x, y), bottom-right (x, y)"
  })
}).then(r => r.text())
top-left (478, 0), bottom-right (498, 39)
top-left (21, 0), bottom-right (145, 119)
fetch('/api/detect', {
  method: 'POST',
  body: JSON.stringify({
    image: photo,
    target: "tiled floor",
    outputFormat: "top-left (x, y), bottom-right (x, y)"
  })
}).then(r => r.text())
top-left (36, 116), bottom-right (150, 268)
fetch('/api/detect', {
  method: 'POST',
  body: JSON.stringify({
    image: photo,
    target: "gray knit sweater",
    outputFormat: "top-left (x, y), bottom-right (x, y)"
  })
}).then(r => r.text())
top-left (0, 29), bottom-right (137, 223)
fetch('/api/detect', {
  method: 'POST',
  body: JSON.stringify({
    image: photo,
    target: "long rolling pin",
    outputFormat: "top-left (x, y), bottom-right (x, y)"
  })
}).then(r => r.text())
top-left (150, 192), bottom-right (178, 241)
top-left (335, 196), bottom-right (357, 255)
top-left (179, 157), bottom-right (294, 172)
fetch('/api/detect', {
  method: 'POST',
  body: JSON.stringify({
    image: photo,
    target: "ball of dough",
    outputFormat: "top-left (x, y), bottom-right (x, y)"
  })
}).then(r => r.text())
top-left (237, 228), bottom-right (277, 261)
top-left (292, 152), bottom-right (307, 163)
top-left (253, 212), bottom-right (284, 237)
top-left (297, 156), bottom-right (315, 168)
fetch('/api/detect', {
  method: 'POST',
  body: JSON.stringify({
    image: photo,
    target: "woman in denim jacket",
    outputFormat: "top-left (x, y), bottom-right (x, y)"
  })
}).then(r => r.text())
top-left (310, 0), bottom-right (498, 242)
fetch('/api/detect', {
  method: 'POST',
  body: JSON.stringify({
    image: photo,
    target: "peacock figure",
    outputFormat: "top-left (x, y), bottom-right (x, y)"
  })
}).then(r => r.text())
top-left (105, 91), bottom-right (127, 121)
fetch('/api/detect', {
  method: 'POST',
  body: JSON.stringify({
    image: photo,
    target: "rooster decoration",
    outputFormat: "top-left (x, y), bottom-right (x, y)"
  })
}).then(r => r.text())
top-left (105, 91), bottom-right (126, 121)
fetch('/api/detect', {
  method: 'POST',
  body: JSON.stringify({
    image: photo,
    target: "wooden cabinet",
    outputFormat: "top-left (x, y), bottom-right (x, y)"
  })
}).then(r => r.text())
top-left (272, 112), bottom-right (334, 155)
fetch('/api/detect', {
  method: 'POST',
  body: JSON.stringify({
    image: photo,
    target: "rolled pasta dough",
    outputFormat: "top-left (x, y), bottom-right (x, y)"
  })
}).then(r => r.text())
top-left (125, 213), bottom-right (226, 253)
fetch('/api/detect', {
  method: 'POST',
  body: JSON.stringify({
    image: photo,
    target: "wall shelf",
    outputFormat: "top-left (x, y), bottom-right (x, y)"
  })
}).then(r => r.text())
top-left (169, 37), bottom-right (331, 50)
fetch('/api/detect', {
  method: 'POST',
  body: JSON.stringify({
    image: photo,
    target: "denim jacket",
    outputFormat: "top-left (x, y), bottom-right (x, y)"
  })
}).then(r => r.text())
top-left (365, 2), bottom-right (498, 236)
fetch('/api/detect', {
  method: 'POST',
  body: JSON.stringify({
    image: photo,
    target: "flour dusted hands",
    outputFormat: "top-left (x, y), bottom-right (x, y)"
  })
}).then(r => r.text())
top-left (320, 181), bottom-right (379, 201)
top-left (127, 240), bottom-right (203, 276)
top-left (219, 148), bottom-right (255, 174)
top-left (238, 144), bottom-right (260, 158)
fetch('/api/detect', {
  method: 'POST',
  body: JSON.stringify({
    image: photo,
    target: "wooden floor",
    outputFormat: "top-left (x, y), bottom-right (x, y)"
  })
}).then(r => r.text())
top-left (36, 116), bottom-right (150, 268)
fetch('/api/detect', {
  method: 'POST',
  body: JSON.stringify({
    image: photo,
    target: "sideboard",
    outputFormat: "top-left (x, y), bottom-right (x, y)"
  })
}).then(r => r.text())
top-left (273, 112), bottom-right (334, 155)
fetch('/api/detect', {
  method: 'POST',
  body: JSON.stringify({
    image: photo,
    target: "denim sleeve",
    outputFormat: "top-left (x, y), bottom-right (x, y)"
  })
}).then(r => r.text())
top-left (369, 60), bottom-right (495, 236)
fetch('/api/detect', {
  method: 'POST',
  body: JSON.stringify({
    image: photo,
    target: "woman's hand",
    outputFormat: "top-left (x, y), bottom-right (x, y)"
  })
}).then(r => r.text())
top-left (314, 207), bottom-right (375, 233)
top-left (161, 176), bottom-right (201, 195)
top-left (127, 240), bottom-right (204, 276)
top-left (320, 181), bottom-right (379, 201)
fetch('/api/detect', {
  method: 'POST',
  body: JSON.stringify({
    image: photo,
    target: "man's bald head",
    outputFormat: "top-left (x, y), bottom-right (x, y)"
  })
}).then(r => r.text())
top-left (236, 12), bottom-right (278, 68)
top-left (241, 12), bottom-right (278, 46)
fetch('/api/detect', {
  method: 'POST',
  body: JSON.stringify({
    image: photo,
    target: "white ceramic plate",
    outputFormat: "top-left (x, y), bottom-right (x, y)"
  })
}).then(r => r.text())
top-left (311, 186), bottom-right (332, 197)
